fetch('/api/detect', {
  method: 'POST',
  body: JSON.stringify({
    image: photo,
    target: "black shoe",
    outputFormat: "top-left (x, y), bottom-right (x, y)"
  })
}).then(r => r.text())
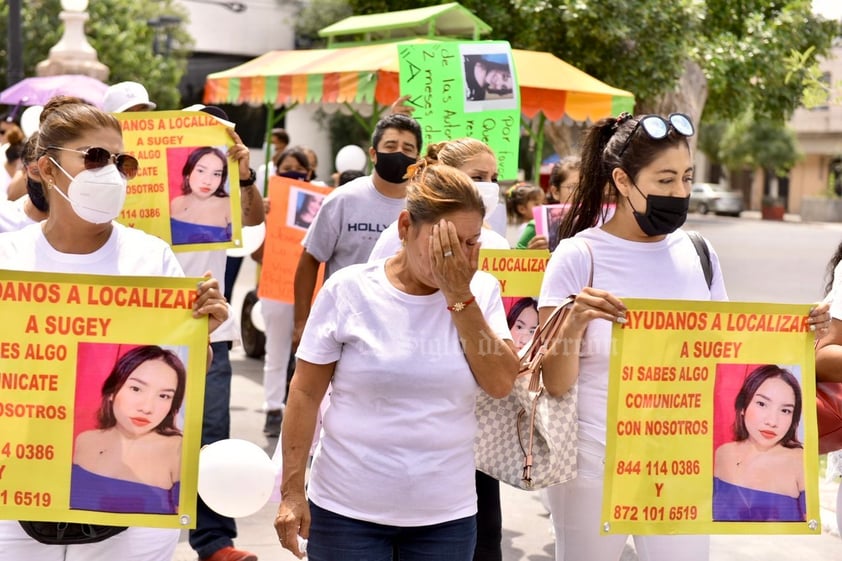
top-left (263, 409), bottom-right (283, 437)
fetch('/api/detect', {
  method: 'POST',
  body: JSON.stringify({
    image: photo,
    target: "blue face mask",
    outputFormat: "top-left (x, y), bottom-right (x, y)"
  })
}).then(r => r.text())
top-left (277, 170), bottom-right (310, 182)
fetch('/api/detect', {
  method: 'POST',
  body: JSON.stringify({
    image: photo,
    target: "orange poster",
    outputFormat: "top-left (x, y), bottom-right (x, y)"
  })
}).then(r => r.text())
top-left (257, 177), bottom-right (332, 303)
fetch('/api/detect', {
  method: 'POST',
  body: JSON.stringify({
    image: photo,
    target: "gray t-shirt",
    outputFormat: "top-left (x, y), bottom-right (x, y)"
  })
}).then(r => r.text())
top-left (302, 175), bottom-right (405, 278)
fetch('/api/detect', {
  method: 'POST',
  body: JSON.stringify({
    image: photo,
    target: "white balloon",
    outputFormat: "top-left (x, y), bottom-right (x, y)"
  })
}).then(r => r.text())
top-left (198, 439), bottom-right (278, 518)
top-left (334, 144), bottom-right (368, 173)
top-left (20, 105), bottom-right (43, 139)
top-left (250, 299), bottom-right (266, 332)
top-left (226, 223), bottom-right (266, 258)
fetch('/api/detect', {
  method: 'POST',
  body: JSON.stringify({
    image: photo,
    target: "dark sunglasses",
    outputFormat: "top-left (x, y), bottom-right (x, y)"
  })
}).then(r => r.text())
top-left (617, 113), bottom-right (695, 159)
top-left (48, 145), bottom-right (139, 180)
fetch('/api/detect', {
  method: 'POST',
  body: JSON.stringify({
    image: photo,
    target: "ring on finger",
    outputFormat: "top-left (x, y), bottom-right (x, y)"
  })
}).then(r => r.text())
top-left (443, 250), bottom-right (453, 258)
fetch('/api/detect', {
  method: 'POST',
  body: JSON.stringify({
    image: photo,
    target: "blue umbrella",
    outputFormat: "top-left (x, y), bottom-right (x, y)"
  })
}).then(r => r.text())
top-left (541, 153), bottom-right (561, 165)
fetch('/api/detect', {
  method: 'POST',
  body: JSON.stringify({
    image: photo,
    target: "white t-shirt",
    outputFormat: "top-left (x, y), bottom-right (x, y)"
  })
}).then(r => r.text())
top-left (301, 175), bottom-right (405, 278)
top-left (538, 227), bottom-right (727, 456)
top-left (298, 260), bottom-right (510, 526)
top-left (0, 196), bottom-right (36, 233)
top-left (174, 250), bottom-right (237, 343)
top-left (0, 222), bottom-right (183, 277)
top-left (368, 221), bottom-right (510, 262)
top-left (0, 221), bottom-right (183, 554)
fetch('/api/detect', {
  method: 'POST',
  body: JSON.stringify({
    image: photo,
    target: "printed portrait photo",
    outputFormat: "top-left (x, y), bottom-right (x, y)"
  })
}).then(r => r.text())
top-left (504, 296), bottom-right (539, 353)
top-left (287, 188), bottom-right (325, 231)
top-left (460, 44), bottom-right (519, 113)
top-left (711, 363), bottom-right (806, 522)
top-left (71, 342), bottom-right (189, 515)
top-left (167, 145), bottom-right (233, 245)
top-left (532, 204), bottom-right (570, 253)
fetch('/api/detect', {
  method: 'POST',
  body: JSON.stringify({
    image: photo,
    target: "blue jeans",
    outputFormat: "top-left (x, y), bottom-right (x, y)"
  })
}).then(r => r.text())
top-left (307, 501), bottom-right (476, 561)
top-left (189, 342), bottom-right (237, 559)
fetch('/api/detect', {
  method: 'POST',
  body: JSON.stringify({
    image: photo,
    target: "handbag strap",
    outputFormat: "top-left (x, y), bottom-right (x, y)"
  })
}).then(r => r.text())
top-left (520, 239), bottom-right (594, 392)
top-left (516, 240), bottom-right (593, 486)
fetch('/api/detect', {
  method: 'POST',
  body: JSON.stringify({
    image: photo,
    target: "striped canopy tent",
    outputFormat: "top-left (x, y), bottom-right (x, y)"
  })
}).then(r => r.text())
top-left (204, 39), bottom-right (633, 122)
top-left (203, 38), bottom-right (634, 178)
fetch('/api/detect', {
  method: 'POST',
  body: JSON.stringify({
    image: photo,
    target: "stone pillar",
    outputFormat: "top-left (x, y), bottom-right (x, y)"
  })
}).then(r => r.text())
top-left (35, 0), bottom-right (109, 80)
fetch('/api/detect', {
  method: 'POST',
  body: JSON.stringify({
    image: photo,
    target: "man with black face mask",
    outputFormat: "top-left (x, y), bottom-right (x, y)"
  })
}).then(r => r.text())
top-left (293, 113), bottom-right (422, 349)
top-left (0, 134), bottom-right (48, 232)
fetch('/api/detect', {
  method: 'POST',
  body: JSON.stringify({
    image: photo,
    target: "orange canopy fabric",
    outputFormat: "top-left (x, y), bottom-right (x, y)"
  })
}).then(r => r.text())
top-left (204, 40), bottom-right (634, 122)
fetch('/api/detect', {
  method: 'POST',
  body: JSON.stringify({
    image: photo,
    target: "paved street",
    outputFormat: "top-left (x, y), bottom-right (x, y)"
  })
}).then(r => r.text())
top-left (172, 212), bottom-right (842, 560)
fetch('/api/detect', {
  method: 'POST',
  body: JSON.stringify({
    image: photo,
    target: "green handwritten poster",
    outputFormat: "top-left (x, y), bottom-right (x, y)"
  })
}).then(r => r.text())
top-left (398, 41), bottom-right (520, 179)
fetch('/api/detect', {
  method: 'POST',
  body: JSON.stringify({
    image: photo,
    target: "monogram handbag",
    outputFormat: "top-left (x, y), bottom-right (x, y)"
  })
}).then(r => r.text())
top-left (474, 297), bottom-right (579, 490)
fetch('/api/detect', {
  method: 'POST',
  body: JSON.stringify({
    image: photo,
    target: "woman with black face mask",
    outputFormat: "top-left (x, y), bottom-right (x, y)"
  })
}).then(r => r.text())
top-left (0, 133), bottom-right (48, 232)
top-left (257, 145), bottom-right (317, 438)
top-left (534, 113), bottom-right (829, 561)
top-left (538, 114), bottom-right (723, 561)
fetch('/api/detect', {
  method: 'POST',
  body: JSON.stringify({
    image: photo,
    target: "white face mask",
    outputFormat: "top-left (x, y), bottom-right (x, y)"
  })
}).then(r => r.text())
top-left (475, 181), bottom-right (500, 219)
top-left (50, 159), bottom-right (127, 224)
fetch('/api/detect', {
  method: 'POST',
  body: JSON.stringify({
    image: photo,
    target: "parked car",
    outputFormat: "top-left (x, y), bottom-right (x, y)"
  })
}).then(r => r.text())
top-left (689, 183), bottom-right (744, 217)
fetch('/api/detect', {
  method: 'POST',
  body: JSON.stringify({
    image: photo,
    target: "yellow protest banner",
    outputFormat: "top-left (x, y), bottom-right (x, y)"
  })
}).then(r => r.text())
top-left (602, 299), bottom-right (819, 535)
top-left (478, 248), bottom-right (549, 351)
top-left (115, 110), bottom-right (242, 253)
top-left (0, 271), bottom-right (208, 529)
top-left (478, 249), bottom-right (549, 297)
top-left (257, 177), bottom-right (332, 303)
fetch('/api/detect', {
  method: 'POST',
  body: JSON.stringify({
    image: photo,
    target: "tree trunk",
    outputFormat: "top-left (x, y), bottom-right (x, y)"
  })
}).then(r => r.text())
top-left (544, 118), bottom-right (587, 160)
top-left (635, 59), bottom-right (708, 152)
top-left (539, 59), bottom-right (709, 159)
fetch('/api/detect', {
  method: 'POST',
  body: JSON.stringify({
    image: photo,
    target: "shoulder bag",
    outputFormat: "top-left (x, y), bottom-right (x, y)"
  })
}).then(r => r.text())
top-left (18, 521), bottom-right (127, 545)
top-left (475, 297), bottom-right (579, 490)
top-left (475, 242), bottom-right (593, 490)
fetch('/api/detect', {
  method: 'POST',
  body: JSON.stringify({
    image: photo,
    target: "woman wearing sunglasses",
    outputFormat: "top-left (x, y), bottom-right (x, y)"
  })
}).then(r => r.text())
top-left (170, 146), bottom-right (233, 245)
top-left (0, 96), bottom-right (227, 561)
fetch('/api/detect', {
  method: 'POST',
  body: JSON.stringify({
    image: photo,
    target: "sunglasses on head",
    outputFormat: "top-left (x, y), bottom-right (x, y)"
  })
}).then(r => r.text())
top-left (47, 145), bottom-right (139, 180)
top-left (617, 113), bottom-right (695, 159)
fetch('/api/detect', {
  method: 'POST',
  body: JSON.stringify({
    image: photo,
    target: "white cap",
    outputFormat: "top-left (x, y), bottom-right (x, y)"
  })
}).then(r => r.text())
top-left (182, 104), bottom-right (235, 128)
top-left (102, 81), bottom-right (157, 113)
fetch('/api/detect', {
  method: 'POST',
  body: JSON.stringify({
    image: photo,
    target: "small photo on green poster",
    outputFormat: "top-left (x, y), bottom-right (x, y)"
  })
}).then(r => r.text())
top-left (460, 43), bottom-right (519, 113)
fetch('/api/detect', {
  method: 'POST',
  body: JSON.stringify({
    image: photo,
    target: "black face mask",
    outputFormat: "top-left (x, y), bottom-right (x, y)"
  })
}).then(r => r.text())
top-left (374, 151), bottom-right (416, 184)
top-left (277, 170), bottom-right (310, 182)
top-left (26, 177), bottom-right (49, 213)
top-left (628, 183), bottom-right (689, 236)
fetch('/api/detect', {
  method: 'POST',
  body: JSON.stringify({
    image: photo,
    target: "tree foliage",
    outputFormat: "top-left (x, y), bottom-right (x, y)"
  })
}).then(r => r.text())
top-left (0, 0), bottom-right (191, 109)
top-left (295, 0), bottom-right (354, 48)
top-left (717, 109), bottom-right (801, 175)
top-left (347, 0), bottom-right (840, 187)
top-left (347, 0), bottom-right (839, 125)
top-left (698, 0), bottom-right (840, 122)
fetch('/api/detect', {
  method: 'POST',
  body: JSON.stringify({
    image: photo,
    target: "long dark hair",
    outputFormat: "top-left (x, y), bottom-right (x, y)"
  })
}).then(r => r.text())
top-left (506, 297), bottom-right (537, 329)
top-left (276, 146), bottom-right (312, 179)
top-left (732, 364), bottom-right (803, 449)
top-left (558, 114), bottom-right (690, 240)
top-left (181, 146), bottom-right (228, 197)
top-left (825, 242), bottom-right (842, 295)
top-left (97, 345), bottom-right (186, 437)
